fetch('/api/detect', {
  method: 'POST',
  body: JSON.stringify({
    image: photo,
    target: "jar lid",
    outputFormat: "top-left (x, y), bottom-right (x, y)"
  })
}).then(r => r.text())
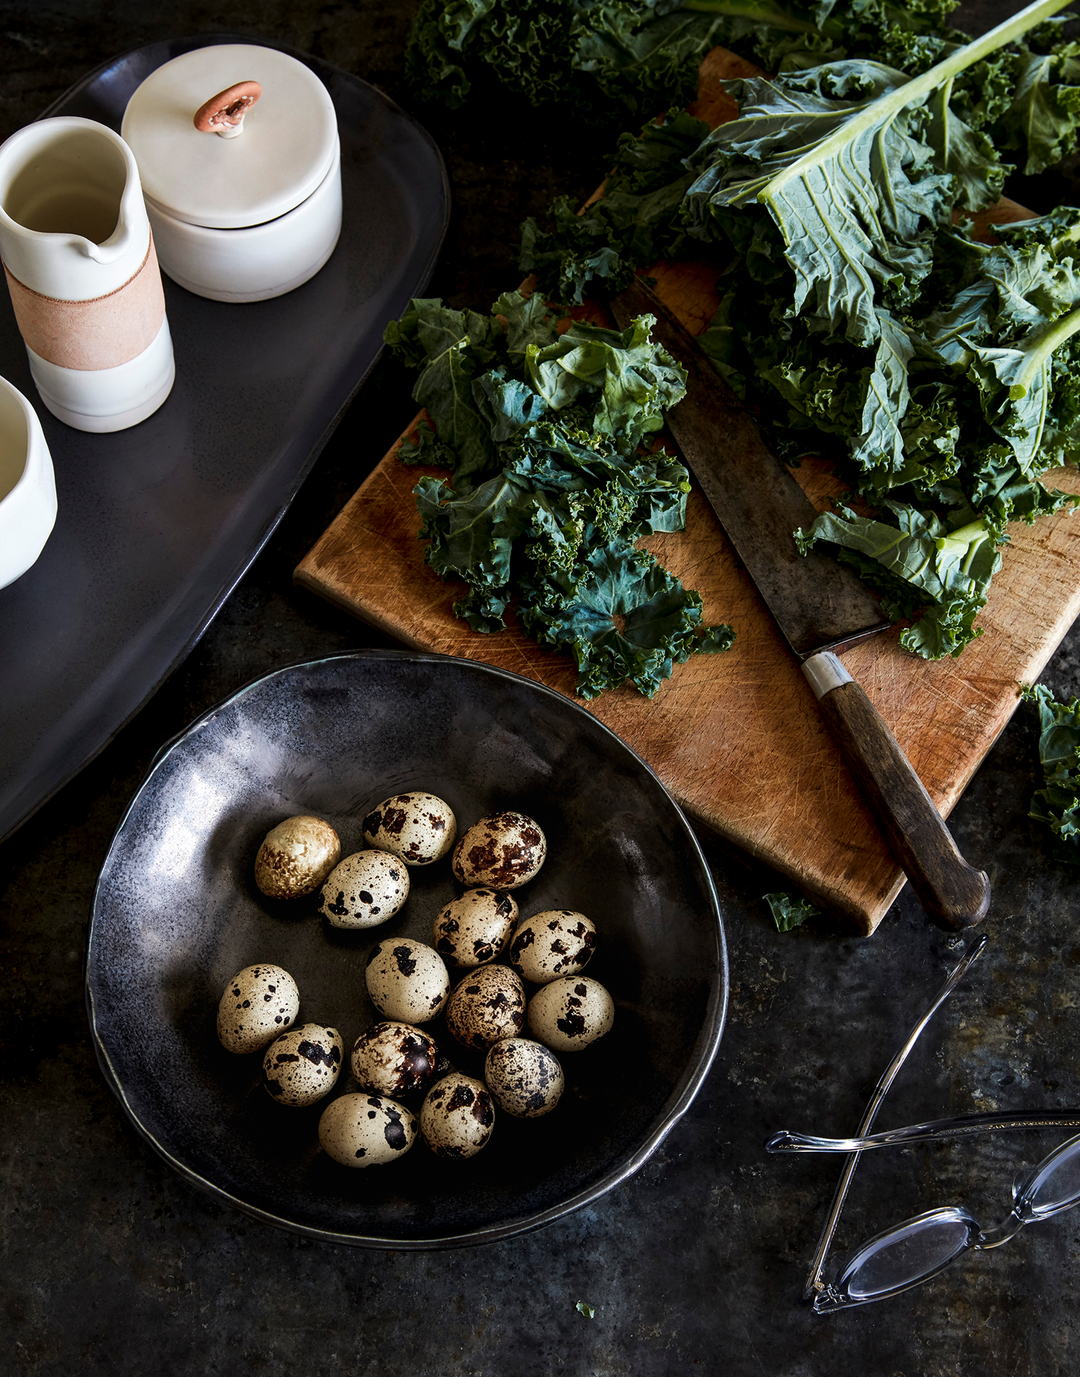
top-left (121, 44), bottom-right (338, 230)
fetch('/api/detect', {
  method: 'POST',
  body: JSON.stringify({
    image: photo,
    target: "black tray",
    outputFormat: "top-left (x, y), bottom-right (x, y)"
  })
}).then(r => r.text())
top-left (0, 35), bottom-right (449, 842)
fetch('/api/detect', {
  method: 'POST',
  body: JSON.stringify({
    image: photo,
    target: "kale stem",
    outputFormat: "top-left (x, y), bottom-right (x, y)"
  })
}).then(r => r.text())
top-left (762, 0), bottom-right (1075, 198)
top-left (1015, 302), bottom-right (1080, 397)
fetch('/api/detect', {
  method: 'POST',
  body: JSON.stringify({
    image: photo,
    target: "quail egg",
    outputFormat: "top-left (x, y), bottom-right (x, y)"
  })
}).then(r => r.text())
top-left (350, 1021), bottom-right (440, 1097)
top-left (484, 1038), bottom-right (564, 1118)
top-left (433, 888), bottom-right (518, 968)
top-left (419, 1072), bottom-right (496, 1159)
top-left (217, 963), bottom-right (300, 1053)
top-left (365, 938), bottom-right (450, 1024)
top-left (528, 975), bottom-right (614, 1052)
top-left (319, 849), bottom-right (409, 929)
top-left (253, 815), bottom-right (341, 899)
top-left (508, 909), bottom-right (597, 984)
top-left (318, 1092), bottom-right (417, 1167)
top-left (262, 1023), bottom-right (343, 1106)
top-left (451, 811), bottom-right (547, 890)
top-left (444, 964), bottom-right (526, 1052)
top-left (363, 791), bottom-right (457, 865)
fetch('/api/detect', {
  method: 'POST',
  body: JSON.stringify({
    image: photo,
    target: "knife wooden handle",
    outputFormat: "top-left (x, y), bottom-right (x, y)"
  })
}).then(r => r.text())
top-left (804, 652), bottom-right (990, 931)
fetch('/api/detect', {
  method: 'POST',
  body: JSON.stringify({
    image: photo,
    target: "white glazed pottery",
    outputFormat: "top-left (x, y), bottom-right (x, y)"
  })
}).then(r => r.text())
top-left (0, 117), bottom-right (175, 432)
top-left (0, 373), bottom-right (57, 589)
top-left (121, 44), bottom-right (342, 303)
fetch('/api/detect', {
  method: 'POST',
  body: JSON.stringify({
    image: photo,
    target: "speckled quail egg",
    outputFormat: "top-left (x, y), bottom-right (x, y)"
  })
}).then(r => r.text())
top-left (318, 1092), bottom-right (416, 1167)
top-left (433, 888), bottom-right (518, 968)
top-left (444, 964), bottom-right (526, 1052)
top-left (419, 1073), bottom-right (495, 1159)
top-left (217, 963), bottom-right (300, 1053)
top-left (350, 1021), bottom-right (440, 1097)
top-left (365, 939), bottom-right (450, 1024)
top-left (451, 811), bottom-right (547, 890)
top-left (319, 849), bottom-right (409, 928)
top-left (508, 909), bottom-right (597, 984)
top-left (261, 1023), bottom-right (343, 1106)
top-left (528, 975), bottom-right (614, 1052)
top-left (362, 791), bottom-right (457, 866)
top-left (253, 815), bottom-right (341, 899)
top-left (484, 1038), bottom-right (564, 1118)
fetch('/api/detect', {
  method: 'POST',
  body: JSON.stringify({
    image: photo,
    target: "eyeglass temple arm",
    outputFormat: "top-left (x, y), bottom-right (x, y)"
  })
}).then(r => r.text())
top-left (801, 934), bottom-right (989, 1301)
top-left (769, 1108), bottom-right (1080, 1154)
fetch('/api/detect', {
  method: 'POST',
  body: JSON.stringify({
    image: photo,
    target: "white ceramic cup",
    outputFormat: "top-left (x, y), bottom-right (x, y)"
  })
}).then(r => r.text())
top-left (0, 373), bottom-right (57, 590)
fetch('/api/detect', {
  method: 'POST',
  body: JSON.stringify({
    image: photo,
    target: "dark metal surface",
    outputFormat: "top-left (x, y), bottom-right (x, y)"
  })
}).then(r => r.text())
top-left (5, 2), bottom-right (1080, 1373)
top-left (611, 277), bottom-right (891, 658)
top-left (87, 650), bottom-right (727, 1246)
top-left (0, 35), bottom-right (449, 845)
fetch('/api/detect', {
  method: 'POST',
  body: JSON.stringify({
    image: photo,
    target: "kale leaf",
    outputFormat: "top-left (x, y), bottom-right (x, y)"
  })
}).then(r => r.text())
top-left (764, 890), bottom-right (822, 930)
top-left (1022, 682), bottom-right (1080, 861)
top-left (386, 290), bottom-right (735, 698)
top-left (404, 0), bottom-right (965, 126)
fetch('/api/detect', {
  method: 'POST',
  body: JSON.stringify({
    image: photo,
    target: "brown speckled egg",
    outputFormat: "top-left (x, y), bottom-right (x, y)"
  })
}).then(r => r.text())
top-left (365, 939), bottom-right (450, 1023)
top-left (217, 963), bottom-right (299, 1053)
top-left (318, 1093), bottom-right (416, 1167)
top-left (528, 975), bottom-right (614, 1052)
top-left (419, 1073), bottom-right (495, 1159)
top-left (508, 909), bottom-right (596, 984)
top-left (363, 791), bottom-right (457, 866)
top-left (484, 1038), bottom-right (564, 1118)
top-left (319, 850), bottom-right (409, 928)
top-left (351, 1021), bottom-right (439, 1097)
top-left (253, 815), bottom-right (341, 899)
top-left (444, 965), bottom-right (526, 1052)
top-left (262, 1023), bottom-right (343, 1106)
top-left (451, 811), bottom-right (546, 890)
top-left (433, 888), bottom-right (518, 968)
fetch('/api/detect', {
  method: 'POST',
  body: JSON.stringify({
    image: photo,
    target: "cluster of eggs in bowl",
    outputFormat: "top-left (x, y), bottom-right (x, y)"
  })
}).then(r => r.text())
top-left (216, 791), bottom-right (615, 1167)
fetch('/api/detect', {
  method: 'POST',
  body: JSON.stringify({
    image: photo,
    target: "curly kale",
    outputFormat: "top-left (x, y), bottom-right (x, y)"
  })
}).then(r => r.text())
top-left (519, 0), bottom-right (1080, 660)
top-left (1022, 682), bottom-right (1080, 861)
top-left (385, 289), bottom-right (734, 698)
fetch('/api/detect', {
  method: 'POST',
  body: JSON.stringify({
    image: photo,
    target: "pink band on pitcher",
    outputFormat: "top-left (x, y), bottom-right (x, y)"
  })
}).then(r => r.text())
top-left (2, 236), bottom-right (166, 371)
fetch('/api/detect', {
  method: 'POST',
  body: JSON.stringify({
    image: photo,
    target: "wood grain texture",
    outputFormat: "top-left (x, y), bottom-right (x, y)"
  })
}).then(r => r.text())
top-left (813, 675), bottom-right (992, 930)
top-left (295, 48), bottom-right (1080, 934)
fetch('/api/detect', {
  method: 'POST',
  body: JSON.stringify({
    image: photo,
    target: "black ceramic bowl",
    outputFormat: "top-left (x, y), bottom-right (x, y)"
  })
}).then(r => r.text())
top-left (88, 651), bottom-right (728, 1247)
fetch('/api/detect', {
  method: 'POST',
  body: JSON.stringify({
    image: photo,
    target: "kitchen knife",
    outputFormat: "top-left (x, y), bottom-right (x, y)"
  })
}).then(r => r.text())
top-left (610, 276), bottom-right (990, 931)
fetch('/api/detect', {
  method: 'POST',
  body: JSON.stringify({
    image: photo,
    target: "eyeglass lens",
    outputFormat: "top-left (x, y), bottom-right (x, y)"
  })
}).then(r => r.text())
top-left (836, 1211), bottom-right (974, 1303)
top-left (1021, 1137), bottom-right (1080, 1216)
top-left (829, 1134), bottom-right (1080, 1307)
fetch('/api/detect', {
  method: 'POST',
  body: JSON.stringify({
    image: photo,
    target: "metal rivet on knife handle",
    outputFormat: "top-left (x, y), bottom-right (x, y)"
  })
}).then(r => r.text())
top-left (802, 651), bottom-right (991, 931)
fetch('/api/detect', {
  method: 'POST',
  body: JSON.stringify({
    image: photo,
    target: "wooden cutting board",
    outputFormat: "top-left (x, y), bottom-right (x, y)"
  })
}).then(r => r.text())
top-left (296, 49), bottom-right (1080, 934)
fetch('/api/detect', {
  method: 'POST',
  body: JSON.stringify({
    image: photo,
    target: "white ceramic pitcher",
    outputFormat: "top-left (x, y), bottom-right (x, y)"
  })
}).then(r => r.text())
top-left (0, 116), bottom-right (174, 432)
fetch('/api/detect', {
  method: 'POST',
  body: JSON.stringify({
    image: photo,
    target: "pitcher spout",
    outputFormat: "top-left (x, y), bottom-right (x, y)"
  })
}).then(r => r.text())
top-left (0, 116), bottom-right (151, 298)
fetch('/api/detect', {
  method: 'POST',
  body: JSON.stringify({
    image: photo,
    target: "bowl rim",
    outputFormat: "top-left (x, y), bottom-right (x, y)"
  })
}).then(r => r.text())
top-left (86, 648), bottom-right (729, 1248)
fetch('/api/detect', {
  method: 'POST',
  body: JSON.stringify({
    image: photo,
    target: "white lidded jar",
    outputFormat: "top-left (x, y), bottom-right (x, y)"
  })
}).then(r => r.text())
top-left (121, 44), bottom-right (342, 303)
top-left (0, 117), bottom-right (175, 432)
top-left (0, 373), bottom-right (57, 588)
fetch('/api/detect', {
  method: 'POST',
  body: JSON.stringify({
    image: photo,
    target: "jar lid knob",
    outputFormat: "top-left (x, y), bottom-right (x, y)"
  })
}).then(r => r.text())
top-left (193, 81), bottom-right (262, 138)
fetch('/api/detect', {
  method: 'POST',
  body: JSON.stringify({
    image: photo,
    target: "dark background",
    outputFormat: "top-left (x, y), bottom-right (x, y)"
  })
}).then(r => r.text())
top-left (3, 2), bottom-right (1080, 1373)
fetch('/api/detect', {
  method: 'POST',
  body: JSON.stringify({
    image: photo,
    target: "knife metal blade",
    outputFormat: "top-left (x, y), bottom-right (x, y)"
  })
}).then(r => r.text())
top-left (610, 276), bottom-right (990, 931)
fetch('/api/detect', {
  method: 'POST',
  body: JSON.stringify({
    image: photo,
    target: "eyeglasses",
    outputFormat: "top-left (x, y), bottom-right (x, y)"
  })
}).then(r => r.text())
top-left (766, 935), bottom-right (1080, 1311)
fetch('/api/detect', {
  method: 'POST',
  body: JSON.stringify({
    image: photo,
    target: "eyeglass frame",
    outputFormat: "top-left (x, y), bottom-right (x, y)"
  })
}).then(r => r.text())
top-left (769, 934), bottom-right (1080, 1312)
